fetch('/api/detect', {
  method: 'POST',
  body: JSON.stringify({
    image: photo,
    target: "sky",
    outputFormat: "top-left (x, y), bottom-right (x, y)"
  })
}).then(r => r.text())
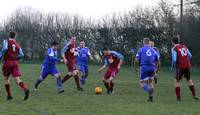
top-left (0, 0), bottom-right (178, 22)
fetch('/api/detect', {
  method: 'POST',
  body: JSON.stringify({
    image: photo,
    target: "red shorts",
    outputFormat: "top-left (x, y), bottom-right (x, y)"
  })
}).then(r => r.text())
top-left (175, 68), bottom-right (191, 81)
top-left (2, 61), bottom-right (21, 77)
top-left (66, 62), bottom-right (78, 72)
top-left (104, 67), bottom-right (119, 80)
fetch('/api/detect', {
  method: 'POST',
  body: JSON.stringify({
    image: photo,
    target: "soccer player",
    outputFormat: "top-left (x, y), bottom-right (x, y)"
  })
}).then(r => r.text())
top-left (76, 41), bottom-right (93, 85)
top-left (1, 31), bottom-right (29, 100)
top-left (61, 36), bottom-right (83, 91)
top-left (34, 41), bottom-right (64, 93)
top-left (171, 37), bottom-right (198, 101)
top-left (134, 38), bottom-right (159, 102)
top-left (98, 47), bottom-right (124, 94)
top-left (149, 39), bottom-right (161, 84)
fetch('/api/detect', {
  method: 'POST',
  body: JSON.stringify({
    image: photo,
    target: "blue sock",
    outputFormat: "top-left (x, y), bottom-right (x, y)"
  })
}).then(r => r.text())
top-left (143, 83), bottom-right (150, 93)
top-left (56, 77), bottom-right (62, 91)
top-left (35, 79), bottom-right (43, 89)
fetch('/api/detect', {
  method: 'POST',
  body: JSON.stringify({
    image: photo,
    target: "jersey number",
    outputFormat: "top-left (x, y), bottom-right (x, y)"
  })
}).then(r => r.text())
top-left (146, 49), bottom-right (152, 56)
top-left (178, 48), bottom-right (187, 57)
top-left (12, 44), bottom-right (16, 52)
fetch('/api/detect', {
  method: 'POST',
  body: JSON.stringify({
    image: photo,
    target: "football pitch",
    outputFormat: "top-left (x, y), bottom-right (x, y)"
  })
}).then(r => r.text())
top-left (0, 64), bottom-right (199, 115)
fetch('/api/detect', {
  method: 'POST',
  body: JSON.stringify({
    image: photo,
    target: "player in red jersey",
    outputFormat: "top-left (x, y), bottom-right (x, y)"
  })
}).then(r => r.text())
top-left (171, 37), bottom-right (198, 101)
top-left (1, 32), bottom-right (29, 100)
top-left (61, 36), bottom-right (83, 91)
top-left (98, 47), bottom-right (124, 94)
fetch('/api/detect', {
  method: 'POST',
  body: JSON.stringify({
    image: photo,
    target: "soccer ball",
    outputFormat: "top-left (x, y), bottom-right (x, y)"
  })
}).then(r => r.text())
top-left (95, 87), bottom-right (103, 94)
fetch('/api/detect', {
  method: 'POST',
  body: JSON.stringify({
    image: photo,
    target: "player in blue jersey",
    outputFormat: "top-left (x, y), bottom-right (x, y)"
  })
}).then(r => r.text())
top-left (34, 41), bottom-right (64, 93)
top-left (149, 39), bottom-right (161, 84)
top-left (76, 41), bottom-right (93, 85)
top-left (134, 38), bottom-right (159, 102)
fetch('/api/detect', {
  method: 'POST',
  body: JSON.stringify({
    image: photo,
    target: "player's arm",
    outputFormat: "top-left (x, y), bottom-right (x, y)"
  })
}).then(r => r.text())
top-left (1, 40), bottom-right (8, 59)
top-left (87, 49), bottom-right (93, 60)
top-left (98, 59), bottom-right (108, 73)
top-left (171, 48), bottom-right (177, 71)
top-left (61, 43), bottom-right (69, 64)
top-left (113, 51), bottom-right (124, 70)
top-left (18, 48), bottom-right (24, 59)
top-left (134, 49), bottom-right (141, 73)
top-left (187, 49), bottom-right (192, 59)
top-left (134, 58), bottom-right (139, 73)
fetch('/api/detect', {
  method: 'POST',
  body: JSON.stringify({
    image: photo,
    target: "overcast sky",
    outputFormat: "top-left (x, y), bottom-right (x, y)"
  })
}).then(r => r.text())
top-left (0, 0), bottom-right (178, 22)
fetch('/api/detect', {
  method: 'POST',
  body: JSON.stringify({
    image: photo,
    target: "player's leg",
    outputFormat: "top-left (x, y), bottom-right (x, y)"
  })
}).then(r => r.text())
top-left (2, 63), bottom-right (13, 100)
top-left (13, 77), bottom-right (29, 100)
top-left (73, 69), bottom-right (83, 91)
top-left (79, 65), bottom-right (86, 85)
top-left (62, 64), bottom-right (73, 83)
top-left (12, 63), bottom-right (29, 100)
top-left (34, 66), bottom-right (49, 90)
top-left (4, 76), bottom-right (13, 100)
top-left (82, 65), bottom-right (89, 85)
top-left (184, 69), bottom-right (199, 100)
top-left (103, 68), bottom-right (112, 94)
top-left (148, 78), bottom-right (154, 102)
top-left (154, 72), bottom-right (158, 85)
top-left (52, 67), bottom-right (64, 93)
top-left (175, 68), bottom-right (182, 101)
top-left (109, 68), bottom-right (119, 93)
top-left (147, 69), bottom-right (156, 102)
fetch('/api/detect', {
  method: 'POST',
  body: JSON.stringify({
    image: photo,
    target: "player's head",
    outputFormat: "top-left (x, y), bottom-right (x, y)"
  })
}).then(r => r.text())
top-left (80, 41), bottom-right (85, 48)
top-left (143, 37), bottom-right (150, 45)
top-left (102, 47), bottom-right (110, 55)
top-left (9, 31), bottom-right (17, 39)
top-left (171, 36), bottom-right (179, 46)
top-left (51, 41), bottom-right (60, 50)
top-left (70, 36), bottom-right (76, 44)
top-left (149, 39), bottom-right (155, 47)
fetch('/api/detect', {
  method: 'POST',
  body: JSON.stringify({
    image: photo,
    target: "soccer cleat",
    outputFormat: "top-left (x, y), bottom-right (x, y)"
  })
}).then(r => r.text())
top-left (147, 96), bottom-right (153, 102)
top-left (58, 89), bottom-right (64, 93)
top-left (34, 88), bottom-right (38, 91)
top-left (154, 77), bottom-right (157, 85)
top-left (7, 96), bottom-right (13, 100)
top-left (193, 96), bottom-right (199, 100)
top-left (77, 87), bottom-right (84, 91)
top-left (176, 98), bottom-right (181, 102)
top-left (24, 89), bottom-right (29, 100)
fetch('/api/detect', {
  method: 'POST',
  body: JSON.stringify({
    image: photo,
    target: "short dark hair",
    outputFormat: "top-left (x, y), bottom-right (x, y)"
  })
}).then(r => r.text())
top-left (51, 41), bottom-right (59, 46)
top-left (102, 47), bottom-right (109, 51)
top-left (171, 37), bottom-right (179, 44)
top-left (9, 31), bottom-right (16, 38)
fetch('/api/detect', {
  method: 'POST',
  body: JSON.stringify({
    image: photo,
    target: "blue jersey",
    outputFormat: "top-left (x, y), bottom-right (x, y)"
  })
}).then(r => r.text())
top-left (136, 45), bottom-right (158, 67)
top-left (42, 48), bottom-right (60, 67)
top-left (76, 47), bottom-right (91, 66)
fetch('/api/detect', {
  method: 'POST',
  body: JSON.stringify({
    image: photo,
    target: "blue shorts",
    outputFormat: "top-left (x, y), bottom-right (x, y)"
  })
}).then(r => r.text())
top-left (41, 65), bottom-right (60, 79)
top-left (140, 66), bottom-right (155, 81)
top-left (78, 65), bottom-right (89, 73)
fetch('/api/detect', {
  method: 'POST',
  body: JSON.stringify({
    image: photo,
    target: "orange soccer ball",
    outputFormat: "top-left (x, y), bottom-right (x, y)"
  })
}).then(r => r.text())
top-left (95, 87), bottom-right (103, 94)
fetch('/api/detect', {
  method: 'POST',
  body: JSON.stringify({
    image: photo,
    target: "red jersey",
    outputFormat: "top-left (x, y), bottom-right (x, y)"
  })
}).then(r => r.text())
top-left (3, 39), bottom-right (20, 61)
top-left (174, 44), bottom-right (191, 69)
top-left (105, 54), bottom-right (120, 68)
top-left (65, 43), bottom-right (76, 64)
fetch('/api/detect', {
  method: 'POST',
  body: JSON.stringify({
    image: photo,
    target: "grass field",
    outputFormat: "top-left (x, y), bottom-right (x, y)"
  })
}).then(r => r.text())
top-left (0, 64), bottom-right (200, 115)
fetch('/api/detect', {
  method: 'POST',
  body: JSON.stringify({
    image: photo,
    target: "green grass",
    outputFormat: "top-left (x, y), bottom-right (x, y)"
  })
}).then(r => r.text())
top-left (0, 64), bottom-right (200, 115)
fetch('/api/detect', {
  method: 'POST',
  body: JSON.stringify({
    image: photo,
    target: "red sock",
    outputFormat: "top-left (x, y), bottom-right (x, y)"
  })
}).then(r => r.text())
top-left (74, 75), bottom-right (80, 88)
top-left (19, 82), bottom-right (28, 91)
top-left (103, 81), bottom-right (109, 90)
top-left (5, 84), bottom-right (11, 96)
top-left (62, 75), bottom-right (71, 83)
top-left (189, 85), bottom-right (196, 97)
top-left (175, 87), bottom-right (181, 99)
top-left (110, 81), bottom-right (114, 91)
